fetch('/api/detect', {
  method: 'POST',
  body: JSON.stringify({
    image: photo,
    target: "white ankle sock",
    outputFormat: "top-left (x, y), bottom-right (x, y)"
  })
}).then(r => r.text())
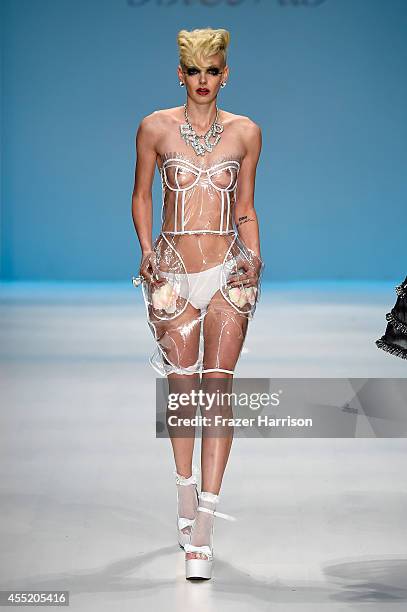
top-left (175, 470), bottom-right (198, 524)
top-left (190, 491), bottom-right (219, 548)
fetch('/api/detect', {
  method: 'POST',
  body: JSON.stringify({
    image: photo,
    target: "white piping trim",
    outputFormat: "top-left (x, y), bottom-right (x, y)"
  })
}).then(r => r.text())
top-left (174, 189), bottom-right (178, 233)
top-left (201, 368), bottom-right (235, 374)
top-left (225, 190), bottom-right (230, 232)
top-left (181, 190), bottom-right (185, 232)
top-left (162, 230), bottom-right (235, 235)
top-left (220, 190), bottom-right (224, 233)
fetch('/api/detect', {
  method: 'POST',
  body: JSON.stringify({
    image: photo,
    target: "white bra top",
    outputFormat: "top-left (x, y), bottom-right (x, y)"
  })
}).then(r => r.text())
top-left (159, 152), bottom-right (241, 235)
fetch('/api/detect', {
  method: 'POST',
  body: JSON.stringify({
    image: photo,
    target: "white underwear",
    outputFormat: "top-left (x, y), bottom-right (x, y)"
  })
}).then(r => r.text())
top-left (160, 260), bottom-right (235, 311)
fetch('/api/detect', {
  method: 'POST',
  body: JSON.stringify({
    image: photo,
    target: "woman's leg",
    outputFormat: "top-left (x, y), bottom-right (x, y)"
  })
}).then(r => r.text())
top-left (200, 293), bottom-right (248, 493)
top-left (186, 294), bottom-right (248, 557)
top-left (199, 372), bottom-right (234, 494)
top-left (167, 372), bottom-right (200, 477)
top-left (154, 301), bottom-right (202, 475)
top-left (150, 302), bottom-right (203, 534)
top-left (168, 371), bottom-right (201, 537)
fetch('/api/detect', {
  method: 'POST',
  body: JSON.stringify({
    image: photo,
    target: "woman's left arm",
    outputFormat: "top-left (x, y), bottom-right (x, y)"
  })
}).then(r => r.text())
top-left (229, 119), bottom-right (264, 288)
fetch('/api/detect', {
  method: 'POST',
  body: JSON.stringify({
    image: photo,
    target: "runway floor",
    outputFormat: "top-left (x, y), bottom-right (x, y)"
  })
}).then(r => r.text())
top-left (0, 280), bottom-right (406, 611)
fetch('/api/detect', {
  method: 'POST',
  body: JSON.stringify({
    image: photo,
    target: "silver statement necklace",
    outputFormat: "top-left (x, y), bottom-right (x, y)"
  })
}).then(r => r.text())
top-left (179, 103), bottom-right (224, 156)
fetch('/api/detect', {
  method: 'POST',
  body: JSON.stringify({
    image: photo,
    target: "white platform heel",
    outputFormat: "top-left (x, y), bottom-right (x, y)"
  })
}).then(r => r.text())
top-left (174, 465), bottom-right (199, 549)
top-left (184, 491), bottom-right (236, 580)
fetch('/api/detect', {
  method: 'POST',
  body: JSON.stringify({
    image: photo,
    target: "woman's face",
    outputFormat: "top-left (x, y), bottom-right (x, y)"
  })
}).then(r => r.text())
top-left (178, 53), bottom-right (228, 103)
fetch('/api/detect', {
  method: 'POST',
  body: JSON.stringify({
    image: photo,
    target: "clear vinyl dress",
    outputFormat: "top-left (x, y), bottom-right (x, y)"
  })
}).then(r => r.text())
top-left (139, 149), bottom-right (265, 376)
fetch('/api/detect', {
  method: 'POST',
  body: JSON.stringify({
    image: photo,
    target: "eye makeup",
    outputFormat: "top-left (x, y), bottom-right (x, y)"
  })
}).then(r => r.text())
top-left (185, 66), bottom-right (222, 77)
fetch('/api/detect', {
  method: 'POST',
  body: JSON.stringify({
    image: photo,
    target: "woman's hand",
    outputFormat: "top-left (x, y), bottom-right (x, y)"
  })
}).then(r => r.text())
top-left (139, 250), bottom-right (160, 284)
top-left (227, 254), bottom-right (264, 289)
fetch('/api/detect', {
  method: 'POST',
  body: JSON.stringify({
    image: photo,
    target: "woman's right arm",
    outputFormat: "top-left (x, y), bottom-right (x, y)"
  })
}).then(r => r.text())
top-left (131, 113), bottom-right (160, 283)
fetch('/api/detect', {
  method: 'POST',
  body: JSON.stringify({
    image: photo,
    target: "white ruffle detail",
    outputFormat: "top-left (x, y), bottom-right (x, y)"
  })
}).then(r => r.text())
top-left (174, 463), bottom-right (199, 486)
top-left (199, 491), bottom-right (219, 504)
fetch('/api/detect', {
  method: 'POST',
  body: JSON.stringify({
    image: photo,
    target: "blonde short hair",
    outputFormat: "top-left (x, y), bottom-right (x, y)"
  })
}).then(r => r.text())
top-left (177, 27), bottom-right (230, 70)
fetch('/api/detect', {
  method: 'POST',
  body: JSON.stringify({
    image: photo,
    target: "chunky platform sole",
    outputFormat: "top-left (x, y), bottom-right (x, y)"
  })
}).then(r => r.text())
top-left (185, 557), bottom-right (213, 580)
top-left (182, 490), bottom-right (236, 581)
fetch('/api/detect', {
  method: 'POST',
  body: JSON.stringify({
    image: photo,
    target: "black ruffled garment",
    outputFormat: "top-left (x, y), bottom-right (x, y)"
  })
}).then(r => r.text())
top-left (375, 275), bottom-right (407, 360)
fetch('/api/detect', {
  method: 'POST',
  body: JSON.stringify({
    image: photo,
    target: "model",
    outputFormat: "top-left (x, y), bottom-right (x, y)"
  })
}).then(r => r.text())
top-left (375, 275), bottom-right (407, 360)
top-left (131, 27), bottom-right (264, 580)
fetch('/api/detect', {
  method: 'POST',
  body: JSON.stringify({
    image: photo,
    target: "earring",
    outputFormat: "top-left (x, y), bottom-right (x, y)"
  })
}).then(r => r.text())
top-left (179, 81), bottom-right (185, 87)
top-left (221, 82), bottom-right (226, 88)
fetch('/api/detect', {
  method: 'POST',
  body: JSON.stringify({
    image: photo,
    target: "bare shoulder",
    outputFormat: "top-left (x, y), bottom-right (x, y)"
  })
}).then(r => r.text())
top-left (237, 114), bottom-right (262, 143)
top-left (140, 107), bottom-right (182, 127)
top-left (223, 110), bottom-right (261, 133)
top-left (137, 109), bottom-right (164, 136)
top-left (222, 110), bottom-right (261, 154)
top-left (137, 107), bottom-right (182, 138)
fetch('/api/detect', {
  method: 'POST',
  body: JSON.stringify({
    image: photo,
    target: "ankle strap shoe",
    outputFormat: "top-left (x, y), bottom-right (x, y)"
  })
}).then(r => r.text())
top-left (184, 491), bottom-right (236, 580)
top-left (174, 464), bottom-right (199, 548)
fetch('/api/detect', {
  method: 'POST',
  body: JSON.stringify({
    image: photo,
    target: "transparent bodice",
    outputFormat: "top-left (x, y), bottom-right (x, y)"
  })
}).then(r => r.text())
top-left (140, 150), bottom-right (265, 376)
